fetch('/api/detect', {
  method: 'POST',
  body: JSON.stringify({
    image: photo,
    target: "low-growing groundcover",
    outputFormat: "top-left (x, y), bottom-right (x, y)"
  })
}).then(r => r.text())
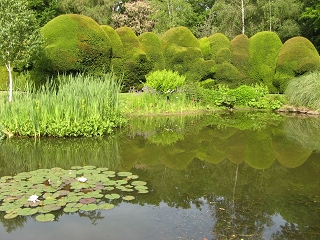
top-left (0, 166), bottom-right (148, 222)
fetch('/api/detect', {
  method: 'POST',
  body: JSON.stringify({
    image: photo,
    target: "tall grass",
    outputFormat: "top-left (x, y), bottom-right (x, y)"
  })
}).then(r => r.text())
top-left (285, 71), bottom-right (320, 110)
top-left (0, 73), bottom-right (124, 137)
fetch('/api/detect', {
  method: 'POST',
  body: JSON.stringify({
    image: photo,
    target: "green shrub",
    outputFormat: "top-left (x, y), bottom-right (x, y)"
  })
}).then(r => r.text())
top-left (203, 33), bottom-right (231, 61)
top-left (138, 32), bottom-right (165, 71)
top-left (161, 26), bottom-right (214, 82)
top-left (145, 69), bottom-right (186, 93)
top-left (37, 14), bottom-right (112, 78)
top-left (115, 27), bottom-right (153, 91)
top-left (285, 71), bottom-right (320, 110)
top-left (230, 34), bottom-right (250, 80)
top-left (274, 36), bottom-right (320, 92)
top-left (248, 31), bottom-right (283, 92)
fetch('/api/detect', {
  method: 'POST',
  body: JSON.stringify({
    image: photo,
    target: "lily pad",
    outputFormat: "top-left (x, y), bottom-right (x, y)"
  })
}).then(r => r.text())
top-left (80, 204), bottom-right (97, 211)
top-left (79, 198), bottom-right (96, 204)
top-left (16, 208), bottom-right (38, 216)
top-left (131, 181), bottom-right (147, 186)
top-left (98, 203), bottom-right (114, 210)
top-left (4, 212), bottom-right (18, 219)
top-left (105, 193), bottom-right (120, 200)
top-left (36, 213), bottom-right (55, 222)
top-left (122, 195), bottom-right (135, 201)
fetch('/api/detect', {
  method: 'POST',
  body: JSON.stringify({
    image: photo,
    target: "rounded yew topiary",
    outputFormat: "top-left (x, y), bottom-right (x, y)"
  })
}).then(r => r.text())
top-left (38, 14), bottom-right (112, 76)
top-left (138, 32), bottom-right (165, 71)
top-left (248, 31), bottom-right (283, 92)
top-left (161, 26), bottom-right (214, 82)
top-left (274, 36), bottom-right (320, 92)
top-left (115, 27), bottom-right (153, 91)
top-left (199, 33), bottom-right (231, 61)
top-left (231, 34), bottom-right (250, 81)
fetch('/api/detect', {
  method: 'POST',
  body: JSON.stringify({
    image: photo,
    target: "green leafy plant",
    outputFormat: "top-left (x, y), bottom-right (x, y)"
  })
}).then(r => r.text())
top-left (145, 69), bottom-right (186, 93)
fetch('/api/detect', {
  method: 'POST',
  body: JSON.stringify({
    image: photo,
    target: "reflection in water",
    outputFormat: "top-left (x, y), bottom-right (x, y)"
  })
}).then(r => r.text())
top-left (0, 112), bottom-right (320, 239)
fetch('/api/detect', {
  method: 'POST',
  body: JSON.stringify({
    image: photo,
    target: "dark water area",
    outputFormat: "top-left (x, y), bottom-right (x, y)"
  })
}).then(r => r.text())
top-left (0, 111), bottom-right (320, 240)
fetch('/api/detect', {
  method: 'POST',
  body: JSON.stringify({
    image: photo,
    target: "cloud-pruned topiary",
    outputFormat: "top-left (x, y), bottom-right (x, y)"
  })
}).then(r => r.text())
top-left (38, 14), bottom-right (112, 76)
top-left (248, 31), bottom-right (283, 92)
top-left (231, 34), bottom-right (250, 81)
top-left (138, 32), bottom-right (165, 71)
top-left (274, 36), bottom-right (320, 92)
top-left (161, 26), bottom-right (214, 82)
top-left (115, 26), bottom-right (153, 91)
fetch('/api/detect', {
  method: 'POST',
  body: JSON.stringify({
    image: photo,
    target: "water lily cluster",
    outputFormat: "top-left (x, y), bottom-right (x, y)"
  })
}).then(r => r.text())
top-left (0, 166), bottom-right (148, 222)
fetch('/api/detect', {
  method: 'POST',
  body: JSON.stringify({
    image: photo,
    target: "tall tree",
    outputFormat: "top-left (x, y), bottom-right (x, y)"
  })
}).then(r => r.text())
top-left (0, 0), bottom-right (42, 102)
top-left (300, 1), bottom-right (320, 52)
top-left (207, 0), bottom-right (302, 40)
top-left (59, 0), bottom-right (118, 24)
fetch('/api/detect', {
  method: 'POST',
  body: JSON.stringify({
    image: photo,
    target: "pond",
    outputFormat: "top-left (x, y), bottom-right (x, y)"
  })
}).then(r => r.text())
top-left (0, 111), bottom-right (319, 240)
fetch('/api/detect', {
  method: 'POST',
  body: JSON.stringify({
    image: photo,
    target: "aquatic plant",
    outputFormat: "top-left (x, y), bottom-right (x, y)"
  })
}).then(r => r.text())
top-left (0, 166), bottom-right (148, 222)
top-left (0, 73), bottom-right (124, 137)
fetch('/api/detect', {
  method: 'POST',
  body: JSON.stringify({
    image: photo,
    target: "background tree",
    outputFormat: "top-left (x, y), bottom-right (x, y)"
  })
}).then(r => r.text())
top-left (27, 0), bottom-right (62, 27)
top-left (0, 0), bottom-right (42, 102)
top-left (111, 0), bottom-right (155, 35)
top-left (58, 0), bottom-right (117, 25)
top-left (300, 0), bottom-right (320, 52)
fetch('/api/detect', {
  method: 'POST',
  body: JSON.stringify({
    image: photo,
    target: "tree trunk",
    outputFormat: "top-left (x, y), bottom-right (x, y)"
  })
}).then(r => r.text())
top-left (5, 61), bottom-right (13, 102)
top-left (241, 0), bottom-right (245, 34)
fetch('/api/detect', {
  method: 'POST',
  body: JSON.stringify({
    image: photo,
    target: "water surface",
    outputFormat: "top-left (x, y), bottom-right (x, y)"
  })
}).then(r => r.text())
top-left (0, 112), bottom-right (319, 239)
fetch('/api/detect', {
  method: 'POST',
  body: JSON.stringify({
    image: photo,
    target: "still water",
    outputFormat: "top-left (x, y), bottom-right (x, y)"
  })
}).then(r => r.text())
top-left (0, 111), bottom-right (319, 240)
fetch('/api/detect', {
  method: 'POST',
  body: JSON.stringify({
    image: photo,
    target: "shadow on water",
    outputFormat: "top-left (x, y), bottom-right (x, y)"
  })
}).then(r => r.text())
top-left (0, 111), bottom-right (320, 240)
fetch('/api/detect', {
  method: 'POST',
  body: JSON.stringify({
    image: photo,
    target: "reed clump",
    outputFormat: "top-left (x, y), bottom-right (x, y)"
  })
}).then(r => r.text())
top-left (0, 74), bottom-right (124, 137)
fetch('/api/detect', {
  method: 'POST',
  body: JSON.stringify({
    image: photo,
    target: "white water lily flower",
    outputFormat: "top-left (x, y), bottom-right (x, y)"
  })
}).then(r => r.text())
top-left (77, 177), bottom-right (87, 182)
top-left (28, 195), bottom-right (39, 203)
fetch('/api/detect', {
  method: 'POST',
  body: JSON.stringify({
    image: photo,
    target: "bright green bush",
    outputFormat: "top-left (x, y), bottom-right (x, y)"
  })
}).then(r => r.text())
top-left (200, 33), bottom-right (231, 61)
top-left (138, 32), bottom-right (165, 71)
top-left (37, 14), bottom-right (112, 78)
top-left (274, 36), bottom-right (320, 92)
top-left (285, 71), bottom-right (320, 110)
top-left (115, 27), bottom-right (153, 91)
top-left (248, 31), bottom-right (283, 92)
top-left (230, 34), bottom-right (250, 80)
top-left (161, 26), bottom-right (215, 82)
top-left (145, 69), bottom-right (186, 93)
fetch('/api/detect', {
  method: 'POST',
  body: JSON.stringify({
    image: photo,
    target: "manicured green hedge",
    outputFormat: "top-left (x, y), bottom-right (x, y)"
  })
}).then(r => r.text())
top-left (248, 31), bottom-right (283, 92)
top-left (115, 27), bottom-right (153, 91)
top-left (231, 34), bottom-right (250, 79)
top-left (161, 26), bottom-right (214, 82)
top-left (138, 32), bottom-right (165, 71)
top-left (274, 36), bottom-right (320, 92)
top-left (37, 14), bottom-right (112, 77)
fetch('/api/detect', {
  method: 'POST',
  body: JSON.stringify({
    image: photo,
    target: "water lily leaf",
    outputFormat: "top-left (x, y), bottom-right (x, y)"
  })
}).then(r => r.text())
top-left (98, 203), bottom-right (114, 210)
top-left (17, 208), bottom-right (38, 216)
top-left (42, 204), bottom-right (61, 212)
top-left (131, 181), bottom-right (147, 186)
top-left (80, 204), bottom-right (97, 211)
top-left (105, 194), bottom-right (120, 200)
top-left (36, 213), bottom-right (55, 222)
top-left (79, 198), bottom-right (96, 204)
top-left (4, 212), bottom-right (18, 219)
top-left (63, 207), bottom-right (78, 213)
top-left (134, 185), bottom-right (148, 191)
top-left (138, 190), bottom-right (149, 194)
top-left (117, 172), bottom-right (132, 177)
top-left (122, 195), bottom-right (135, 201)
top-left (127, 175), bottom-right (139, 180)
